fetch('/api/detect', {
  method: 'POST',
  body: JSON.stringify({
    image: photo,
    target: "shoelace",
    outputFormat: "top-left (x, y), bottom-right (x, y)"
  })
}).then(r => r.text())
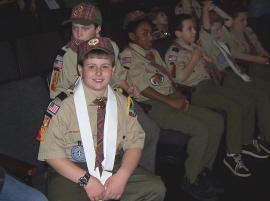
top-left (234, 155), bottom-right (249, 171)
top-left (253, 139), bottom-right (262, 152)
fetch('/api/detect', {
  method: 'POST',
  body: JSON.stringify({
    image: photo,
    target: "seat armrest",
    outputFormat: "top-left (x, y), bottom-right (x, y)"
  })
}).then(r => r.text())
top-left (0, 153), bottom-right (37, 176)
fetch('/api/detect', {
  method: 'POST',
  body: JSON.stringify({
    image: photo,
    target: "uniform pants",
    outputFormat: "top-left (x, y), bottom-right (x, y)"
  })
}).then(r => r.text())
top-left (249, 63), bottom-right (270, 81)
top-left (134, 101), bottom-right (160, 173)
top-left (142, 98), bottom-right (224, 184)
top-left (47, 157), bottom-right (166, 201)
top-left (222, 70), bottom-right (270, 142)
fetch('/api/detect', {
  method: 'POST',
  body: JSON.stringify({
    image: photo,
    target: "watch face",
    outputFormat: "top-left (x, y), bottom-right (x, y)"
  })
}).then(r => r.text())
top-left (78, 177), bottom-right (88, 187)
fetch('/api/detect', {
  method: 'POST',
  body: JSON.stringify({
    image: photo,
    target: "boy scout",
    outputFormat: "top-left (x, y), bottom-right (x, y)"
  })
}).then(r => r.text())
top-left (227, 5), bottom-right (270, 81)
top-left (120, 10), bottom-right (224, 201)
top-left (49, 2), bottom-right (160, 173)
top-left (200, 2), bottom-right (270, 155)
top-left (165, 13), bottom-right (269, 180)
top-left (37, 37), bottom-right (166, 201)
top-left (151, 6), bottom-right (171, 40)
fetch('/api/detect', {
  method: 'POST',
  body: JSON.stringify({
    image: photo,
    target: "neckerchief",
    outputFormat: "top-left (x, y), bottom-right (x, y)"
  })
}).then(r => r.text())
top-left (66, 36), bottom-right (84, 53)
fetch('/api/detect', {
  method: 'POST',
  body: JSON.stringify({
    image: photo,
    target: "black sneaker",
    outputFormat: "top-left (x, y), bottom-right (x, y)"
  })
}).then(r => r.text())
top-left (242, 140), bottom-right (269, 158)
top-left (198, 168), bottom-right (224, 193)
top-left (223, 154), bottom-right (251, 177)
top-left (258, 139), bottom-right (270, 155)
top-left (181, 177), bottom-right (218, 201)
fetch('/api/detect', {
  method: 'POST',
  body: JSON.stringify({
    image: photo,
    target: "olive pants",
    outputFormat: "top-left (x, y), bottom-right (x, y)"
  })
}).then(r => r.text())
top-left (47, 157), bottom-right (166, 201)
top-left (143, 98), bottom-right (224, 184)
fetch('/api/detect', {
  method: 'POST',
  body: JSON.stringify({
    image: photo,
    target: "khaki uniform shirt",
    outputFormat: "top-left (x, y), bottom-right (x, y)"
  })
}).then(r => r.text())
top-left (174, 0), bottom-right (201, 18)
top-left (165, 38), bottom-right (210, 86)
top-left (38, 84), bottom-right (145, 161)
top-left (119, 43), bottom-right (173, 102)
top-left (153, 27), bottom-right (171, 40)
top-left (49, 39), bottom-right (126, 99)
top-left (228, 26), bottom-right (264, 58)
top-left (200, 26), bottom-right (231, 71)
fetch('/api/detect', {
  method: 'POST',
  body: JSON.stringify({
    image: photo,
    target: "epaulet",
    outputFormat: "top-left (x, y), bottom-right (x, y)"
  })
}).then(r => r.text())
top-left (57, 48), bottom-right (66, 57)
top-left (114, 88), bottom-right (137, 117)
top-left (172, 47), bottom-right (179, 53)
top-left (55, 91), bottom-right (69, 101)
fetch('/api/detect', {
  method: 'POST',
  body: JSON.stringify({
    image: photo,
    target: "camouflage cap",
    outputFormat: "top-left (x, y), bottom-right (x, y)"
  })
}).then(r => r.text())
top-left (62, 3), bottom-right (102, 26)
top-left (123, 10), bottom-right (157, 28)
top-left (78, 37), bottom-right (114, 60)
top-left (209, 11), bottom-right (228, 24)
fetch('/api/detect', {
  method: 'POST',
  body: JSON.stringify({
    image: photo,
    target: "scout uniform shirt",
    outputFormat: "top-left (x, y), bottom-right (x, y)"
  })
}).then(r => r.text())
top-left (174, 0), bottom-right (201, 18)
top-left (200, 26), bottom-right (231, 71)
top-left (38, 83), bottom-right (145, 162)
top-left (228, 26), bottom-right (264, 58)
top-left (153, 27), bottom-right (171, 40)
top-left (49, 39), bottom-right (126, 99)
top-left (120, 43), bottom-right (173, 102)
top-left (165, 38), bottom-right (210, 86)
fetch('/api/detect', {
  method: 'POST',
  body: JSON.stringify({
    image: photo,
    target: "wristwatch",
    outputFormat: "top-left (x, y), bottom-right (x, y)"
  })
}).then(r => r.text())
top-left (78, 172), bottom-right (91, 187)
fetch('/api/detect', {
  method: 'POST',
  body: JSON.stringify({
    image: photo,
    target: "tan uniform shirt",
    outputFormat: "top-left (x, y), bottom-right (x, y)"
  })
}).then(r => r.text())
top-left (49, 39), bottom-right (126, 99)
top-left (200, 26), bottom-right (231, 71)
top-left (153, 27), bottom-right (171, 40)
top-left (228, 26), bottom-right (264, 58)
top-left (38, 84), bottom-right (145, 162)
top-left (119, 43), bottom-right (173, 102)
top-left (174, 0), bottom-right (201, 18)
top-left (165, 38), bottom-right (210, 86)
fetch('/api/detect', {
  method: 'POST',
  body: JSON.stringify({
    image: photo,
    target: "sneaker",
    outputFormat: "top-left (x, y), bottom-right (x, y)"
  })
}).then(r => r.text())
top-left (181, 177), bottom-right (218, 201)
top-left (258, 139), bottom-right (270, 155)
top-left (198, 168), bottom-right (224, 193)
top-left (242, 140), bottom-right (269, 158)
top-left (223, 154), bottom-right (251, 177)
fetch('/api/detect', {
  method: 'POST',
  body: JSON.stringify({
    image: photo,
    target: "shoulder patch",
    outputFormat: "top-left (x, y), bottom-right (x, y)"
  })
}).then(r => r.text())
top-left (122, 57), bottom-right (131, 64)
top-left (36, 111), bottom-right (52, 142)
top-left (168, 55), bottom-right (178, 61)
top-left (56, 91), bottom-right (69, 101)
top-left (47, 102), bottom-right (60, 115)
top-left (53, 59), bottom-right (63, 69)
top-left (172, 47), bottom-right (179, 53)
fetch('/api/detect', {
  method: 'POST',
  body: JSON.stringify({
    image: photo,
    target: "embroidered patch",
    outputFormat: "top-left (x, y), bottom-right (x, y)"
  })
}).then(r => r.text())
top-left (150, 73), bottom-right (164, 86)
top-left (47, 102), bottom-right (60, 115)
top-left (36, 112), bottom-right (52, 142)
top-left (71, 144), bottom-right (86, 162)
top-left (51, 69), bottom-right (59, 91)
top-left (53, 60), bottom-right (63, 69)
top-left (122, 57), bottom-right (131, 64)
top-left (172, 47), bottom-right (179, 53)
top-left (168, 55), bottom-right (177, 61)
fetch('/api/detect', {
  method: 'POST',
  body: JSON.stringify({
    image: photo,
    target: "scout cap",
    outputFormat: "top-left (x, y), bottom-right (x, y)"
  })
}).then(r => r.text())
top-left (62, 3), bottom-right (102, 26)
top-left (209, 10), bottom-right (228, 24)
top-left (123, 10), bottom-right (157, 28)
top-left (78, 37), bottom-right (114, 60)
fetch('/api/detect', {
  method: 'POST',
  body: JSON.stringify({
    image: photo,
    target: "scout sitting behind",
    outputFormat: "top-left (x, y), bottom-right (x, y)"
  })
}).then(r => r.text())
top-left (37, 37), bottom-right (166, 201)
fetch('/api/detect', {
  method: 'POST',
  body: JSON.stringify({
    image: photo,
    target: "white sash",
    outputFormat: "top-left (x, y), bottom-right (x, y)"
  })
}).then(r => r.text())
top-left (74, 77), bottom-right (117, 184)
top-left (214, 41), bottom-right (251, 82)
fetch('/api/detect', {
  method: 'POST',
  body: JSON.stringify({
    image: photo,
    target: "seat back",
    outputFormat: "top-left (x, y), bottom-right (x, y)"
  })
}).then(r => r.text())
top-left (152, 36), bottom-right (174, 62)
top-left (15, 30), bottom-right (64, 76)
top-left (0, 40), bottom-right (21, 83)
top-left (0, 75), bottom-right (51, 193)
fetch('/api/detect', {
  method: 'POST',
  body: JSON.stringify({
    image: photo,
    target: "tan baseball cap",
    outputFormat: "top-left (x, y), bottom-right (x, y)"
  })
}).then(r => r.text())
top-left (62, 3), bottom-right (102, 26)
top-left (123, 10), bottom-right (156, 28)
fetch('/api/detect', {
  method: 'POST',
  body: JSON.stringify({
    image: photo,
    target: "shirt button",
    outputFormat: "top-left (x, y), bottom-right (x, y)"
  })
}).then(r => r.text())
top-left (122, 136), bottom-right (126, 139)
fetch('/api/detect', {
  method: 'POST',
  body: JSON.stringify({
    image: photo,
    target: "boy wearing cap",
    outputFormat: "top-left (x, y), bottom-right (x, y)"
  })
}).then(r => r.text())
top-left (151, 6), bottom-right (171, 40)
top-left (165, 13), bottom-right (269, 181)
top-left (200, 2), bottom-right (270, 156)
top-left (120, 10), bottom-right (225, 201)
top-left (50, 2), bottom-right (160, 173)
top-left (37, 37), bottom-right (166, 201)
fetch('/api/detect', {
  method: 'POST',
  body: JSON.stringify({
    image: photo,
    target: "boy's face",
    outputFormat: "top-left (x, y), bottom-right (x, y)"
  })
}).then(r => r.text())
top-left (176, 19), bottom-right (196, 45)
top-left (129, 21), bottom-right (153, 50)
top-left (156, 12), bottom-right (168, 25)
top-left (211, 22), bottom-right (222, 41)
top-left (232, 12), bottom-right (248, 31)
top-left (78, 57), bottom-right (115, 97)
top-left (72, 23), bottom-right (101, 43)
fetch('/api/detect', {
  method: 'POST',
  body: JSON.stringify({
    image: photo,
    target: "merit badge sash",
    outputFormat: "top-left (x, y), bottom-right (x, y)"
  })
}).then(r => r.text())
top-left (74, 77), bottom-right (117, 184)
top-left (214, 41), bottom-right (251, 82)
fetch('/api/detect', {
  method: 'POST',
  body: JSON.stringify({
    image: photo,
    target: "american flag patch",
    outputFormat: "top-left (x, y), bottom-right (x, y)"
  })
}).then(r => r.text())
top-left (122, 57), bottom-right (131, 64)
top-left (54, 60), bottom-right (63, 69)
top-left (168, 55), bottom-right (177, 61)
top-left (47, 102), bottom-right (60, 115)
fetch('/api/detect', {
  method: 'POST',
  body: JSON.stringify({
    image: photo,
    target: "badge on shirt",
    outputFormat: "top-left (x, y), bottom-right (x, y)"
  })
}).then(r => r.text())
top-left (71, 141), bottom-right (86, 162)
top-left (47, 102), bottom-right (60, 115)
top-left (150, 71), bottom-right (164, 86)
top-left (168, 55), bottom-right (177, 61)
top-left (53, 59), bottom-right (63, 70)
top-left (122, 57), bottom-right (131, 64)
top-left (36, 112), bottom-right (52, 142)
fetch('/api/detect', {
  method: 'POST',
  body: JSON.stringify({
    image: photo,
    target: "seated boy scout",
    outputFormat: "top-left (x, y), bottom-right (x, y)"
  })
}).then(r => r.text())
top-left (120, 10), bottom-right (224, 201)
top-left (37, 37), bottom-right (166, 201)
top-left (49, 2), bottom-right (160, 173)
top-left (199, 2), bottom-right (270, 155)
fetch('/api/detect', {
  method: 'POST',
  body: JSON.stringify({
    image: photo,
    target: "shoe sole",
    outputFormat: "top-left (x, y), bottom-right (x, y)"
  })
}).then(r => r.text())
top-left (181, 185), bottom-right (218, 201)
top-left (241, 150), bottom-right (269, 159)
top-left (223, 159), bottom-right (251, 177)
top-left (259, 144), bottom-right (270, 155)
